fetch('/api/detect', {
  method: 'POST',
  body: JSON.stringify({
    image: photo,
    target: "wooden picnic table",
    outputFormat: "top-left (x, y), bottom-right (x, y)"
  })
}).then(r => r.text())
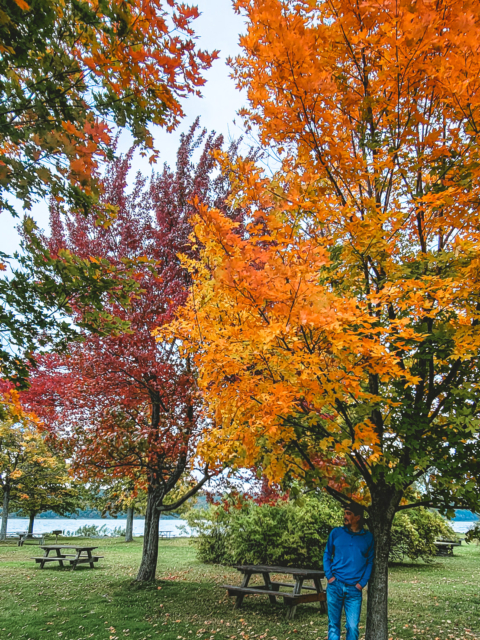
top-left (18, 532), bottom-right (45, 546)
top-left (31, 545), bottom-right (103, 570)
top-left (222, 564), bottom-right (327, 620)
top-left (434, 540), bottom-right (461, 556)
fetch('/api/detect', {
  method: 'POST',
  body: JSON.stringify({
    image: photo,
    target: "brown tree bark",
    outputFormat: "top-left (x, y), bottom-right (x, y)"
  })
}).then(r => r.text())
top-left (134, 467), bottom-right (211, 581)
top-left (125, 505), bottom-right (134, 543)
top-left (0, 485), bottom-right (10, 540)
top-left (28, 511), bottom-right (35, 536)
top-left (365, 486), bottom-right (403, 640)
top-left (136, 487), bottom-right (161, 581)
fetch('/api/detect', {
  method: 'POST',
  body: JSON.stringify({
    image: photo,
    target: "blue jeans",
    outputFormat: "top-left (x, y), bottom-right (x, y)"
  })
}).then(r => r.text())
top-left (326, 578), bottom-right (363, 640)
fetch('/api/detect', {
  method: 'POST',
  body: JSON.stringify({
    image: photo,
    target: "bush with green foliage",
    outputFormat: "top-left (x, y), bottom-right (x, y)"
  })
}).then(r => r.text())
top-left (185, 505), bottom-right (234, 565)
top-left (70, 524), bottom-right (109, 537)
top-left (63, 524), bottom-right (127, 538)
top-left (185, 494), bottom-right (343, 569)
top-left (465, 522), bottom-right (480, 544)
top-left (390, 508), bottom-right (457, 562)
top-left (186, 495), bottom-right (457, 567)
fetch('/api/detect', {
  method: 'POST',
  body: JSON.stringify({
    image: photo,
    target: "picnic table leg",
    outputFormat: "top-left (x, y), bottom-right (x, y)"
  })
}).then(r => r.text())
top-left (262, 572), bottom-right (277, 605)
top-left (234, 571), bottom-right (252, 609)
top-left (313, 577), bottom-right (327, 614)
top-left (71, 552), bottom-right (80, 571)
top-left (87, 550), bottom-right (95, 569)
top-left (286, 577), bottom-right (303, 620)
top-left (55, 548), bottom-right (65, 568)
top-left (40, 548), bottom-right (51, 569)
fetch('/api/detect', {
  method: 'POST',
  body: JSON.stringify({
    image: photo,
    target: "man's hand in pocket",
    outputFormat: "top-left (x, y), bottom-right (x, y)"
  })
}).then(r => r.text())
top-left (328, 577), bottom-right (336, 584)
top-left (355, 583), bottom-right (363, 591)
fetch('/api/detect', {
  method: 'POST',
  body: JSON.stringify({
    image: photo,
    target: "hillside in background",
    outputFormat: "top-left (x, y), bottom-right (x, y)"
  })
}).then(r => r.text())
top-left (8, 494), bottom-right (210, 519)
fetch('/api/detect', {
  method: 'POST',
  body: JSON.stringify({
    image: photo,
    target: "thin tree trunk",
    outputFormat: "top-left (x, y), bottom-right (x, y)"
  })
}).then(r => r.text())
top-left (136, 487), bottom-right (160, 581)
top-left (0, 486), bottom-right (10, 541)
top-left (125, 506), bottom-right (134, 543)
top-left (365, 487), bottom-right (402, 640)
top-left (28, 511), bottom-right (35, 536)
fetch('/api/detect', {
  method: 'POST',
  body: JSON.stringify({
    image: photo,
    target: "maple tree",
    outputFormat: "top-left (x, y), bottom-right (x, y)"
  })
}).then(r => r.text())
top-left (0, 0), bottom-right (216, 216)
top-left (164, 2), bottom-right (480, 638)
top-left (0, 222), bottom-right (137, 386)
top-left (0, 391), bottom-right (53, 539)
top-left (10, 452), bottom-right (80, 536)
top-left (25, 122), bottom-right (241, 580)
top-left (0, 0), bottom-right (216, 385)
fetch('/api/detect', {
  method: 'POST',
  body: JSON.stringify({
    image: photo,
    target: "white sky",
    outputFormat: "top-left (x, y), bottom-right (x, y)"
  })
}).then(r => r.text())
top-left (0, 0), bottom-right (246, 256)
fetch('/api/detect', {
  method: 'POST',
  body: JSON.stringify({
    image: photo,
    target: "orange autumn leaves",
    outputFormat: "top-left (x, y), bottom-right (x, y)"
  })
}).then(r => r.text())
top-left (165, 195), bottom-right (409, 481)
top-left (73, 0), bottom-right (215, 134)
top-left (1, 0), bottom-right (216, 214)
top-left (159, 0), bottom-right (480, 490)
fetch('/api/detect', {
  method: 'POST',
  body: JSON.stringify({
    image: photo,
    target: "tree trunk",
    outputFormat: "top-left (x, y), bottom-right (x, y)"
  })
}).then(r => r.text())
top-left (365, 487), bottom-right (403, 640)
top-left (28, 511), bottom-right (35, 536)
top-left (125, 506), bottom-right (134, 543)
top-left (136, 487), bottom-right (160, 581)
top-left (0, 485), bottom-right (10, 541)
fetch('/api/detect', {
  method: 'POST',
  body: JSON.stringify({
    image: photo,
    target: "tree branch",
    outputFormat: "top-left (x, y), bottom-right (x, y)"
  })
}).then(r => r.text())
top-left (158, 466), bottom-right (213, 512)
top-left (396, 500), bottom-right (433, 511)
top-left (325, 485), bottom-right (367, 512)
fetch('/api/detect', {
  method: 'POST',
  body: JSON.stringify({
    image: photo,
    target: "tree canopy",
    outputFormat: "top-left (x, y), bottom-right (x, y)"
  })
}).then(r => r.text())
top-left (164, 2), bottom-right (480, 639)
top-left (0, 390), bottom-right (55, 539)
top-left (25, 121), bottom-right (242, 580)
top-left (0, 0), bottom-right (216, 216)
top-left (0, 0), bottom-right (216, 386)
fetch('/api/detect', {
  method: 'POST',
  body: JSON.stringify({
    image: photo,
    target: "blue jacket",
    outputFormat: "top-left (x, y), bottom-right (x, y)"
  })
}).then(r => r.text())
top-left (323, 526), bottom-right (375, 588)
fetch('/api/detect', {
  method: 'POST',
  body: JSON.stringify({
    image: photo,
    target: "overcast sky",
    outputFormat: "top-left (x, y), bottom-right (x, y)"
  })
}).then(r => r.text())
top-left (0, 0), bottom-right (246, 256)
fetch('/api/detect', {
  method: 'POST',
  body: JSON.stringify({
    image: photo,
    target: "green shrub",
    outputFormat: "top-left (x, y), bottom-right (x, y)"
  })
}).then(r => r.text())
top-left (185, 505), bottom-right (234, 565)
top-left (64, 523), bottom-right (125, 538)
top-left (227, 496), bottom-right (343, 569)
top-left (185, 494), bottom-right (343, 569)
top-left (187, 496), bottom-right (457, 567)
top-left (465, 522), bottom-right (480, 544)
top-left (390, 508), bottom-right (457, 562)
top-left (72, 524), bottom-right (109, 537)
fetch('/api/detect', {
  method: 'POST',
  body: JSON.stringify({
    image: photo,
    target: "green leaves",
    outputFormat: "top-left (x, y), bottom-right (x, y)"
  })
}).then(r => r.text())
top-left (0, 216), bottom-right (138, 387)
top-left (0, 0), bottom-right (216, 216)
top-left (186, 493), bottom-right (343, 569)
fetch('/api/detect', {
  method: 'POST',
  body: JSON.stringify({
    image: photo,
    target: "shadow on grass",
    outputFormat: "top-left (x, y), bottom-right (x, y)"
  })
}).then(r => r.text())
top-left (114, 577), bottom-right (330, 627)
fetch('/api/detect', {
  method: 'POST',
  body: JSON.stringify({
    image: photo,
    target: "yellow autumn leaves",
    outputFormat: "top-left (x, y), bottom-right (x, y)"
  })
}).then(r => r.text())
top-left (155, 0), bottom-right (480, 497)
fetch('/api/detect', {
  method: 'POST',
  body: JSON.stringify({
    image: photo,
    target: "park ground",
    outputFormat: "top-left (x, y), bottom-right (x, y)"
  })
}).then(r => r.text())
top-left (1, 538), bottom-right (479, 640)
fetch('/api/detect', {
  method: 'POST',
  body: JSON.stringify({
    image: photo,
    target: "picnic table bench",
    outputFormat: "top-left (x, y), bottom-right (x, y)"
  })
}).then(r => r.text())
top-left (2, 532), bottom-right (44, 546)
top-left (3, 531), bottom-right (26, 544)
top-left (18, 533), bottom-right (46, 546)
top-left (434, 540), bottom-right (461, 556)
top-left (222, 564), bottom-right (327, 620)
top-left (31, 545), bottom-right (103, 570)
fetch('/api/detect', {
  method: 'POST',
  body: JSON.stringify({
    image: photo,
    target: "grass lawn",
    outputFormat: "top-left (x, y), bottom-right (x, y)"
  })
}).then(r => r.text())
top-left (0, 537), bottom-right (479, 640)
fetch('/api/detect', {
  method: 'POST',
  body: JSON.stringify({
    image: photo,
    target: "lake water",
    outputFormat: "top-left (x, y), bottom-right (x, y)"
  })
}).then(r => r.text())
top-left (450, 521), bottom-right (477, 534)
top-left (6, 517), bottom-right (190, 537)
top-left (6, 518), bottom-right (476, 537)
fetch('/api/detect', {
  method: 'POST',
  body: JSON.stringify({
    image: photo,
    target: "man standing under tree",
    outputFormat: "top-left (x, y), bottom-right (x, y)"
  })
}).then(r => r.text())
top-left (323, 504), bottom-right (375, 640)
